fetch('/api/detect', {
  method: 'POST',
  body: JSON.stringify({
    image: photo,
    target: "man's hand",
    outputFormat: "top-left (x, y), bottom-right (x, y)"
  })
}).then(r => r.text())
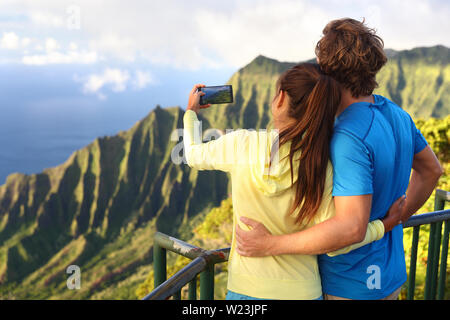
top-left (382, 146), bottom-right (443, 233)
top-left (187, 84), bottom-right (211, 114)
top-left (235, 217), bottom-right (275, 257)
top-left (382, 195), bottom-right (407, 232)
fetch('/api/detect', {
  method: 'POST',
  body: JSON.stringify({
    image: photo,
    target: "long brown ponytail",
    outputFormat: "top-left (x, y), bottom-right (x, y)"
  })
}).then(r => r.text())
top-left (275, 63), bottom-right (341, 225)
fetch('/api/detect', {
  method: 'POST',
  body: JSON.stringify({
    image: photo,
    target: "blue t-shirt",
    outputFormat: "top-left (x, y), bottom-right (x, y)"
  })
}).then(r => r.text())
top-left (318, 94), bottom-right (428, 299)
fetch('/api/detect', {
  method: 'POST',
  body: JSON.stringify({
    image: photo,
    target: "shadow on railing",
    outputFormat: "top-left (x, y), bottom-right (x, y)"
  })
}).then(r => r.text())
top-left (142, 189), bottom-right (450, 300)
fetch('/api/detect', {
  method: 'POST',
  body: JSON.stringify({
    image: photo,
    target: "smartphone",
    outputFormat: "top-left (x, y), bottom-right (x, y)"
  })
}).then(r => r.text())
top-left (199, 85), bottom-right (233, 105)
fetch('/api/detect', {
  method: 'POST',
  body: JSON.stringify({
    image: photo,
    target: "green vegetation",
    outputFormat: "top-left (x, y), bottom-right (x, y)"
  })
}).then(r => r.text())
top-left (376, 46), bottom-right (450, 119)
top-left (0, 46), bottom-right (448, 300)
top-left (401, 115), bottom-right (450, 300)
top-left (135, 198), bottom-right (233, 300)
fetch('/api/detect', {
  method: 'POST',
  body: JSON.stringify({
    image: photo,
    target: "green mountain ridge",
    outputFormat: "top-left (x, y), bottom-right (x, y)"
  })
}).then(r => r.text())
top-left (0, 106), bottom-right (229, 298)
top-left (376, 45), bottom-right (450, 118)
top-left (0, 45), bottom-right (449, 299)
top-left (203, 45), bottom-right (450, 131)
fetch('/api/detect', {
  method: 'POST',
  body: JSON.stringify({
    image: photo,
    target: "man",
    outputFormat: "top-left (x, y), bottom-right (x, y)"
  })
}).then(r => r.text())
top-left (235, 18), bottom-right (443, 300)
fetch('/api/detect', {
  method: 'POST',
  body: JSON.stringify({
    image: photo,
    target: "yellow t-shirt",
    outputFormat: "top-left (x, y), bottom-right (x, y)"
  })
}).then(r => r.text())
top-left (183, 110), bottom-right (384, 300)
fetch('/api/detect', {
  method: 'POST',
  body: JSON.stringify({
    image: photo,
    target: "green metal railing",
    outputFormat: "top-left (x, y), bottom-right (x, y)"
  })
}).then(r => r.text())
top-left (143, 189), bottom-right (450, 300)
top-left (142, 233), bottom-right (229, 300)
top-left (406, 189), bottom-right (450, 300)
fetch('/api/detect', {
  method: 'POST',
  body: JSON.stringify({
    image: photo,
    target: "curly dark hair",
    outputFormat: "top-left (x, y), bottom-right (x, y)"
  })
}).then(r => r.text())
top-left (315, 18), bottom-right (387, 98)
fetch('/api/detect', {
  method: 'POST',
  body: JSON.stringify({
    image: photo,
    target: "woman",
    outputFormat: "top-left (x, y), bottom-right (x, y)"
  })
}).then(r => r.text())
top-left (183, 63), bottom-right (387, 300)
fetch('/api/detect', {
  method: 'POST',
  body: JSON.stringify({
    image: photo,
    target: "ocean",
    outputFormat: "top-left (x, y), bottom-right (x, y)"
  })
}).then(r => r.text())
top-left (0, 63), bottom-right (233, 185)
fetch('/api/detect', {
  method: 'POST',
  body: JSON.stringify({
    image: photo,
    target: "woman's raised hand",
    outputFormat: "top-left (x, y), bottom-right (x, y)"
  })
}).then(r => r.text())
top-left (187, 84), bottom-right (211, 114)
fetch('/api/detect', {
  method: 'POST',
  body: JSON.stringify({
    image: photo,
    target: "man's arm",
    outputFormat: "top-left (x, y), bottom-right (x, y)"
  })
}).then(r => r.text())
top-left (274, 195), bottom-right (372, 255)
top-left (235, 194), bottom-right (407, 257)
top-left (236, 195), bottom-right (373, 256)
top-left (401, 145), bottom-right (443, 220)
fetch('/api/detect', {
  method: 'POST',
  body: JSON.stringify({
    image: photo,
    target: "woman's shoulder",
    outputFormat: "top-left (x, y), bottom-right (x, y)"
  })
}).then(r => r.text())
top-left (223, 128), bottom-right (273, 143)
top-left (221, 128), bottom-right (254, 144)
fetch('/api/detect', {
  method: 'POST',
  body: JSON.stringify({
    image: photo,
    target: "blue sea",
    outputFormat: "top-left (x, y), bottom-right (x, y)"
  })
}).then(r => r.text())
top-left (0, 63), bottom-right (233, 185)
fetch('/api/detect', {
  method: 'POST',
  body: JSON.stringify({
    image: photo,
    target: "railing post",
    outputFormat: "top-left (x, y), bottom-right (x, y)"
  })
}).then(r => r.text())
top-left (188, 276), bottom-right (197, 300)
top-left (407, 226), bottom-right (420, 300)
top-left (200, 263), bottom-right (215, 300)
top-left (173, 290), bottom-right (181, 300)
top-left (434, 190), bottom-right (449, 300)
top-left (430, 221), bottom-right (443, 299)
top-left (437, 220), bottom-right (449, 300)
top-left (424, 222), bottom-right (436, 300)
top-left (425, 189), bottom-right (449, 300)
top-left (153, 242), bottom-right (167, 288)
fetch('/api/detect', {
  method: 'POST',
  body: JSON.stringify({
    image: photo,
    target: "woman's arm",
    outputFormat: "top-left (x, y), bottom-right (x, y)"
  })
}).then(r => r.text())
top-left (184, 84), bottom-right (242, 172)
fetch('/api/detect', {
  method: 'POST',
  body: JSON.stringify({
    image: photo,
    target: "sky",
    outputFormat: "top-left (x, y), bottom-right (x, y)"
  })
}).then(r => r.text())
top-left (0, 0), bottom-right (449, 102)
top-left (1, 0), bottom-right (449, 69)
top-left (0, 0), bottom-right (448, 184)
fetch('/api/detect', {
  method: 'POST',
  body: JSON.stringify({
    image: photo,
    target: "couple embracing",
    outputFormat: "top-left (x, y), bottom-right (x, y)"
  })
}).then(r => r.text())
top-left (183, 18), bottom-right (443, 300)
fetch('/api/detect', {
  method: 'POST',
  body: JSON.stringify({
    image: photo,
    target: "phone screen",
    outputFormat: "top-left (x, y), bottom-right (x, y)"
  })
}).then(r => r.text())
top-left (199, 85), bottom-right (233, 105)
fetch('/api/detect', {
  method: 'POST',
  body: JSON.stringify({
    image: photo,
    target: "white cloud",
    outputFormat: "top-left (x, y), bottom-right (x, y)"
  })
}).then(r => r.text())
top-left (22, 50), bottom-right (98, 65)
top-left (21, 37), bottom-right (31, 47)
top-left (133, 70), bottom-right (155, 90)
top-left (1, 32), bottom-right (20, 49)
top-left (90, 34), bottom-right (136, 63)
top-left (0, 32), bottom-right (34, 51)
top-left (0, 31), bottom-right (97, 66)
top-left (83, 68), bottom-right (130, 94)
top-left (194, 1), bottom-right (330, 67)
top-left (29, 11), bottom-right (64, 28)
top-left (69, 42), bottom-right (78, 51)
top-left (77, 68), bottom-right (156, 99)
top-left (0, 0), bottom-right (449, 68)
top-left (45, 38), bottom-right (60, 52)
top-left (192, 0), bottom-right (450, 67)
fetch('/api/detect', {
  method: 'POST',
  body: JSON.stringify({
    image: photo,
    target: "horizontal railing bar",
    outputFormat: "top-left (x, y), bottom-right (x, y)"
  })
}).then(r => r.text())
top-left (154, 231), bottom-right (206, 260)
top-left (154, 231), bottom-right (230, 263)
top-left (143, 256), bottom-right (207, 300)
top-left (204, 248), bottom-right (231, 264)
top-left (436, 189), bottom-right (450, 201)
top-left (403, 209), bottom-right (450, 228)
